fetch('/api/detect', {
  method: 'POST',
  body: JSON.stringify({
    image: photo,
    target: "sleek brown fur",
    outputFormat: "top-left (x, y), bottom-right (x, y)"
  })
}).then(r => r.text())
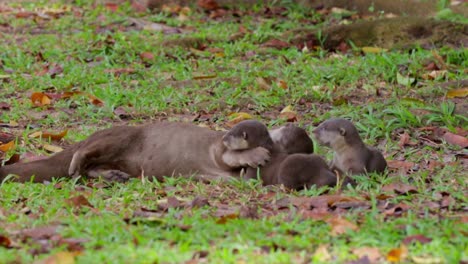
top-left (269, 123), bottom-right (314, 154)
top-left (313, 118), bottom-right (387, 177)
top-left (226, 122), bottom-right (336, 190)
top-left (1, 122), bottom-right (271, 183)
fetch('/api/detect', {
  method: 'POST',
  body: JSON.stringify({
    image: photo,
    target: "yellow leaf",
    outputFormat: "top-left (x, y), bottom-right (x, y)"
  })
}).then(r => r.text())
top-left (9, 121), bottom-right (19, 127)
top-left (36, 251), bottom-right (80, 264)
top-left (280, 105), bottom-right (295, 113)
top-left (43, 144), bottom-right (63, 153)
top-left (0, 141), bottom-right (15, 152)
top-left (446, 88), bottom-right (468, 98)
top-left (228, 112), bottom-right (253, 120)
top-left (225, 112), bottom-right (253, 128)
top-left (30, 130), bottom-right (68, 140)
top-left (387, 245), bottom-right (408, 263)
top-left (312, 244), bottom-right (331, 262)
top-left (31, 92), bottom-right (51, 106)
top-left (193, 73), bottom-right (217, 80)
top-left (362, 46), bottom-right (388, 54)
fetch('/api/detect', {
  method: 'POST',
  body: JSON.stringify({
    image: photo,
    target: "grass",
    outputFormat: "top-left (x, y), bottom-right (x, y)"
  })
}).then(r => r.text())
top-left (0, 0), bottom-right (467, 263)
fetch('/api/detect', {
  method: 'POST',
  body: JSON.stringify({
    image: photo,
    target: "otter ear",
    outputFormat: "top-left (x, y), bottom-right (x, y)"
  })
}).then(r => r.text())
top-left (242, 131), bottom-right (248, 139)
top-left (339, 127), bottom-right (346, 136)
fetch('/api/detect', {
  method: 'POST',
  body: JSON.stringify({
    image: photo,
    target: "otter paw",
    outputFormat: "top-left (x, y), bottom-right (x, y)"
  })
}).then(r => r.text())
top-left (87, 169), bottom-right (131, 183)
top-left (242, 147), bottom-right (271, 168)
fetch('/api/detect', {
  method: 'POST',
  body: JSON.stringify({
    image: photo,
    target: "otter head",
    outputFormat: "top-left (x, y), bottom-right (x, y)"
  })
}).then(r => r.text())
top-left (313, 118), bottom-right (361, 149)
top-left (269, 124), bottom-right (314, 154)
top-left (223, 120), bottom-right (274, 151)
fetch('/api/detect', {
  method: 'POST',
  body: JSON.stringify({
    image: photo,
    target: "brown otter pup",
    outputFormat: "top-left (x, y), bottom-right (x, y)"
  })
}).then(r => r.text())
top-left (0, 122), bottom-right (271, 183)
top-left (224, 121), bottom-right (336, 190)
top-left (269, 123), bottom-right (314, 154)
top-left (313, 118), bottom-right (387, 177)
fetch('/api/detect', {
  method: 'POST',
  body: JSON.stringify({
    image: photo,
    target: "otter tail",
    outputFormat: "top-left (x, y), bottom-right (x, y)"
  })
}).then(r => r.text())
top-left (0, 148), bottom-right (74, 183)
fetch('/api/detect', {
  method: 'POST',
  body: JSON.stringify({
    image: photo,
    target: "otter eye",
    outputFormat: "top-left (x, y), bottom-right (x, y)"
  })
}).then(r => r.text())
top-left (243, 131), bottom-right (248, 139)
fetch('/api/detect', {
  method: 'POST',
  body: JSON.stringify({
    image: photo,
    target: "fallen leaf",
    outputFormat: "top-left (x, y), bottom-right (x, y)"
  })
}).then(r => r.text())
top-left (31, 92), bottom-right (52, 106)
top-left (277, 79), bottom-right (288, 89)
top-left (193, 73), bottom-right (217, 80)
top-left (362, 47), bottom-right (387, 54)
top-left (35, 251), bottom-right (79, 264)
top-left (326, 217), bottom-right (358, 236)
top-left (386, 160), bottom-right (415, 171)
top-left (382, 183), bottom-right (418, 195)
top-left (216, 213), bottom-right (238, 224)
top-left (446, 88), bottom-right (468, 98)
top-left (190, 196), bottom-right (209, 208)
top-left (352, 247), bottom-right (382, 263)
top-left (411, 255), bottom-right (443, 264)
top-left (104, 68), bottom-right (135, 76)
top-left (0, 235), bottom-right (12, 248)
top-left (279, 105), bottom-right (297, 122)
top-left (402, 234), bottom-right (432, 245)
top-left (225, 112), bottom-right (253, 128)
top-left (396, 73), bottom-right (415, 86)
top-left (312, 244), bottom-right (331, 262)
top-left (66, 195), bottom-right (93, 209)
top-left (104, 3), bottom-right (119, 12)
top-left (197, 0), bottom-right (219, 11)
top-left (387, 245), bottom-right (408, 263)
top-left (0, 140), bottom-right (15, 152)
top-left (0, 102), bottom-right (10, 110)
top-left (43, 144), bottom-right (63, 153)
top-left (261, 39), bottom-right (290, 49)
top-left (435, 128), bottom-right (468, 148)
top-left (87, 94), bottom-right (104, 107)
top-left (29, 130), bottom-right (68, 141)
top-left (140, 52), bottom-right (154, 61)
top-left (21, 226), bottom-right (58, 240)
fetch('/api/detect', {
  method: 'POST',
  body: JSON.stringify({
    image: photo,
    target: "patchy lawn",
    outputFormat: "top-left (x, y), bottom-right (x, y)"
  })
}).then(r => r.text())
top-left (0, 0), bottom-right (466, 263)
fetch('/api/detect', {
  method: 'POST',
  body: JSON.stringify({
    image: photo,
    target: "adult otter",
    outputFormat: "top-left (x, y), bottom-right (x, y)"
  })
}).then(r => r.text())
top-left (313, 118), bottom-right (387, 177)
top-left (0, 122), bottom-right (271, 183)
top-left (223, 121), bottom-right (336, 190)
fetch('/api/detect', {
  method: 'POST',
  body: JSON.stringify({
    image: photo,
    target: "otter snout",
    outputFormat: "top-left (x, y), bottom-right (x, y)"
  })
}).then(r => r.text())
top-left (222, 134), bottom-right (250, 150)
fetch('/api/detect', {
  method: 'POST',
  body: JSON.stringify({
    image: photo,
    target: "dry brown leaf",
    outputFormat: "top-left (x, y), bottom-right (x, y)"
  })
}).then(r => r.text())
top-left (279, 105), bottom-right (297, 122)
top-left (140, 52), bottom-right (154, 61)
top-left (66, 195), bottom-right (93, 209)
top-left (382, 183), bottom-right (418, 195)
top-left (446, 88), bottom-right (468, 98)
top-left (437, 129), bottom-right (468, 148)
top-left (197, 0), bottom-right (219, 11)
top-left (0, 140), bottom-right (15, 152)
top-left (402, 234), bottom-right (432, 245)
top-left (0, 235), bottom-right (12, 248)
top-left (262, 39), bottom-right (290, 49)
top-left (386, 160), bottom-right (415, 171)
top-left (326, 217), bottom-right (358, 236)
top-left (277, 80), bottom-right (288, 90)
top-left (387, 245), bottom-right (408, 263)
top-left (352, 247), bottom-right (382, 263)
top-left (87, 94), bottom-right (104, 107)
top-left (256, 77), bottom-right (272, 90)
top-left (216, 213), bottom-right (238, 224)
top-left (31, 92), bottom-right (52, 106)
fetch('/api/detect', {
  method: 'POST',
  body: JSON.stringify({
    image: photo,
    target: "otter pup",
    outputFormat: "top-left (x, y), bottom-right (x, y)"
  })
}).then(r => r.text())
top-left (313, 118), bottom-right (387, 177)
top-left (269, 123), bottom-right (314, 154)
top-left (0, 122), bottom-right (272, 183)
top-left (224, 121), bottom-right (336, 190)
